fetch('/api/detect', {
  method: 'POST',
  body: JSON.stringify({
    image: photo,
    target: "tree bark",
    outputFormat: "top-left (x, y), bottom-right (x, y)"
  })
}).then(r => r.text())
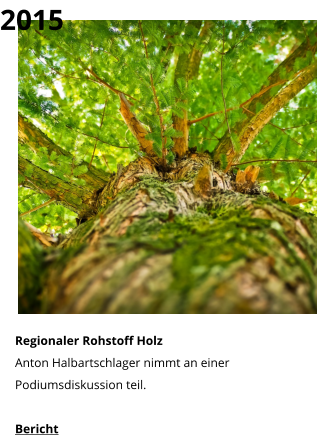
top-left (19, 153), bottom-right (316, 314)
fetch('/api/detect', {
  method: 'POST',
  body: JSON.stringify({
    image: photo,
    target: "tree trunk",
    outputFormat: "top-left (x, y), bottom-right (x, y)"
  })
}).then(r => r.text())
top-left (19, 153), bottom-right (316, 314)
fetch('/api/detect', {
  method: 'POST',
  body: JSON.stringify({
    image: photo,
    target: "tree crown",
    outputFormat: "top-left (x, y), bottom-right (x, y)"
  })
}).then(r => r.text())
top-left (18, 20), bottom-right (317, 233)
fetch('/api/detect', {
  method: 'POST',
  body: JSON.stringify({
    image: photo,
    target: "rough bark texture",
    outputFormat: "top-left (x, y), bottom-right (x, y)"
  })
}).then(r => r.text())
top-left (19, 153), bottom-right (316, 314)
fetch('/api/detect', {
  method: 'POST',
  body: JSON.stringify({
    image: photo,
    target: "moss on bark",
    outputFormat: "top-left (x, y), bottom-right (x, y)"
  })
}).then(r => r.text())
top-left (19, 171), bottom-right (316, 314)
top-left (17, 24), bottom-right (317, 315)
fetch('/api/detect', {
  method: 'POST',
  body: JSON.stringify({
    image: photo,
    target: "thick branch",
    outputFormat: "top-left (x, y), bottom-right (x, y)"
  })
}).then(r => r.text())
top-left (172, 21), bottom-right (203, 158)
top-left (18, 156), bottom-right (97, 217)
top-left (213, 29), bottom-right (317, 162)
top-left (188, 20), bottom-right (213, 80)
top-left (172, 109), bottom-right (189, 158)
top-left (19, 197), bottom-right (56, 217)
top-left (118, 93), bottom-right (155, 158)
top-left (256, 28), bottom-right (317, 109)
top-left (18, 114), bottom-right (110, 189)
top-left (234, 28), bottom-right (317, 121)
top-left (139, 20), bottom-right (166, 166)
top-left (214, 62), bottom-right (317, 164)
top-left (189, 30), bottom-right (317, 125)
top-left (174, 21), bottom-right (204, 81)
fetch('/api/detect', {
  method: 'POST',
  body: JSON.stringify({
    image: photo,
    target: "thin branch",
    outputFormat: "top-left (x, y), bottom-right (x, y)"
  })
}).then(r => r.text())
top-left (283, 106), bottom-right (317, 110)
top-left (188, 80), bottom-right (288, 125)
top-left (220, 23), bottom-right (235, 172)
top-left (32, 51), bottom-right (103, 88)
top-left (284, 121), bottom-right (317, 130)
top-left (101, 153), bottom-right (110, 171)
top-left (213, 48), bottom-right (224, 56)
top-left (189, 106), bottom-right (237, 125)
top-left (90, 45), bottom-right (120, 62)
top-left (191, 113), bottom-right (227, 141)
top-left (65, 125), bottom-right (133, 149)
top-left (189, 136), bottom-right (220, 142)
top-left (19, 73), bottom-right (51, 81)
top-left (86, 66), bottom-right (139, 103)
top-left (269, 122), bottom-right (303, 147)
top-left (290, 170), bottom-right (311, 197)
top-left (28, 88), bottom-right (127, 143)
top-left (18, 169), bottom-right (48, 196)
top-left (241, 106), bottom-right (304, 147)
top-left (228, 32), bottom-right (252, 52)
top-left (21, 94), bottom-right (131, 149)
top-left (34, 30), bottom-right (137, 101)
top-left (89, 98), bottom-right (108, 167)
top-left (86, 68), bottom-right (136, 101)
top-left (220, 24), bottom-right (232, 139)
top-left (18, 192), bottom-right (37, 205)
top-left (240, 80), bottom-right (288, 107)
top-left (231, 159), bottom-right (317, 166)
top-left (19, 198), bottom-right (56, 217)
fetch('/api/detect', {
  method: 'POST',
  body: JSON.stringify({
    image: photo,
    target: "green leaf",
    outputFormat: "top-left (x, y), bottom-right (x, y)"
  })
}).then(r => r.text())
top-left (73, 165), bottom-right (88, 176)
top-left (166, 151), bottom-right (175, 164)
top-left (267, 137), bottom-right (282, 159)
top-left (230, 132), bottom-right (241, 153)
top-left (172, 107), bottom-right (184, 118)
top-left (220, 154), bottom-right (227, 170)
top-left (299, 139), bottom-right (317, 160)
top-left (18, 173), bottom-right (25, 184)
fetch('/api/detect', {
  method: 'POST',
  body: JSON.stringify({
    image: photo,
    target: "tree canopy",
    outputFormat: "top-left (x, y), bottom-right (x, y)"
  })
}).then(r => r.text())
top-left (18, 20), bottom-right (317, 234)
